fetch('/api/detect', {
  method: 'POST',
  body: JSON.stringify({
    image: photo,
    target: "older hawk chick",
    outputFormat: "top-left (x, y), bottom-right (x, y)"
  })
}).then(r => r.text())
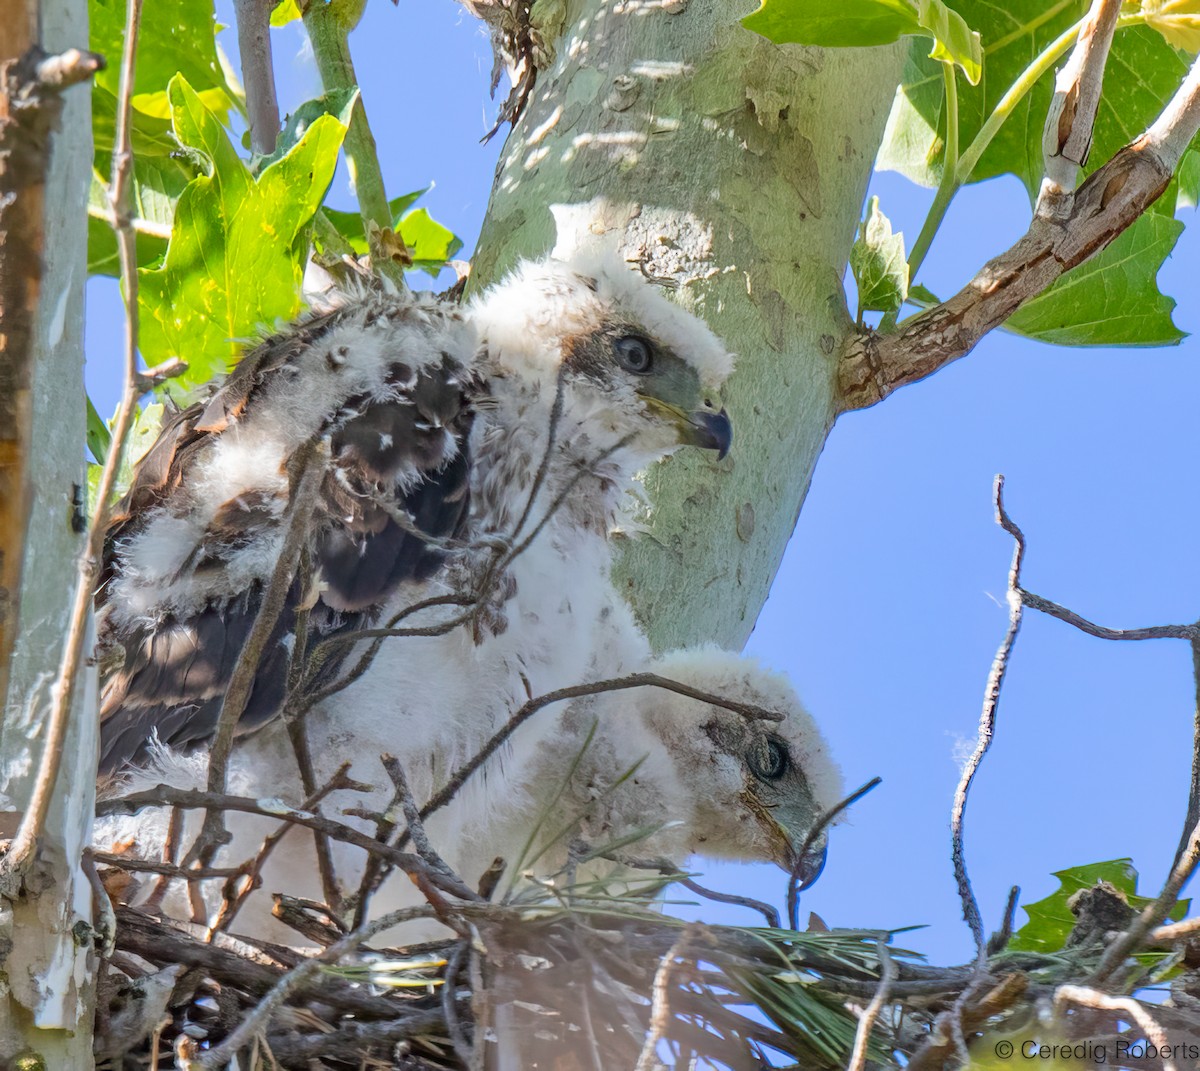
top-left (95, 253), bottom-right (838, 941)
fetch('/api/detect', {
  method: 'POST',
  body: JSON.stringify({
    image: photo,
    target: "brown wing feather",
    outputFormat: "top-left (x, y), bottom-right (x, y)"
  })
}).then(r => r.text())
top-left (97, 300), bottom-right (483, 776)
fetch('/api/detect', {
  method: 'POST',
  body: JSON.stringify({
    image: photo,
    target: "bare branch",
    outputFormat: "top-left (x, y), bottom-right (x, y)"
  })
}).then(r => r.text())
top-left (1038, 0), bottom-right (1122, 212)
top-left (840, 52), bottom-right (1200, 412)
top-left (233, 0), bottom-right (280, 155)
top-left (848, 937), bottom-right (896, 1071)
top-left (184, 439), bottom-right (328, 871)
top-left (952, 475), bottom-right (1024, 957)
top-left (788, 777), bottom-right (881, 930)
top-left (635, 926), bottom-right (694, 1071)
top-left (97, 785), bottom-right (481, 900)
top-left (1055, 986), bottom-right (1177, 1071)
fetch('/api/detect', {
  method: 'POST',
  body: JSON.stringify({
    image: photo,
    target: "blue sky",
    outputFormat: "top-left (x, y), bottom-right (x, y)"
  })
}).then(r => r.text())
top-left (85, 2), bottom-right (1200, 969)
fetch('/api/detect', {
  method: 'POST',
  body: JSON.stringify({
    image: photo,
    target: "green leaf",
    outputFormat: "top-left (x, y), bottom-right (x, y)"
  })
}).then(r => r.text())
top-left (742, 0), bottom-right (924, 48)
top-left (741, 0), bottom-right (981, 82)
top-left (89, 0), bottom-right (240, 142)
top-left (87, 403), bottom-right (166, 515)
top-left (1142, 0), bottom-right (1200, 52)
top-left (270, 0), bottom-right (303, 26)
top-left (1003, 212), bottom-right (1185, 346)
top-left (323, 187), bottom-right (432, 255)
top-left (138, 76), bottom-right (347, 392)
top-left (1178, 148), bottom-right (1200, 211)
top-left (402, 207), bottom-right (464, 273)
top-left (850, 196), bottom-right (909, 315)
top-left (917, 1), bottom-right (981, 85)
top-left (85, 395), bottom-right (112, 464)
top-left (880, 9), bottom-right (1194, 198)
top-left (87, 164), bottom-right (183, 276)
top-left (260, 89), bottom-right (360, 170)
top-left (1010, 859), bottom-right (1188, 954)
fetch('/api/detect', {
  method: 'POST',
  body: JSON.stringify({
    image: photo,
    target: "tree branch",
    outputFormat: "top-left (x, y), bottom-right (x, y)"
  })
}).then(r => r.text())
top-left (234, 0), bottom-right (280, 155)
top-left (1038, 0), bottom-right (1122, 213)
top-left (952, 475), bottom-right (1024, 957)
top-left (840, 53), bottom-right (1200, 412)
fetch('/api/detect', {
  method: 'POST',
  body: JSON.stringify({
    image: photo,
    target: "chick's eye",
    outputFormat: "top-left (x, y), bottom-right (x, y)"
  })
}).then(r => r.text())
top-left (749, 738), bottom-right (789, 782)
top-left (614, 335), bottom-right (653, 375)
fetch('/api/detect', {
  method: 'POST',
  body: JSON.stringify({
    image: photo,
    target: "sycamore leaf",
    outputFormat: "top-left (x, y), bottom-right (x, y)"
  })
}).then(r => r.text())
top-left (1178, 147), bottom-right (1200, 210)
top-left (138, 76), bottom-right (346, 392)
top-left (85, 395), bottom-right (112, 464)
top-left (850, 197), bottom-right (908, 314)
top-left (1141, 0), bottom-right (1200, 51)
top-left (742, 0), bottom-right (924, 48)
top-left (1003, 212), bottom-right (1184, 346)
top-left (271, 0), bottom-right (302, 26)
top-left (260, 89), bottom-right (360, 169)
top-left (402, 207), bottom-right (464, 273)
top-left (87, 403), bottom-right (166, 514)
top-left (879, 6), bottom-right (1192, 199)
top-left (741, 0), bottom-right (981, 82)
top-left (87, 161), bottom-right (184, 276)
top-left (90, 0), bottom-right (239, 133)
top-left (1009, 860), bottom-right (1187, 954)
top-left (917, 0), bottom-right (982, 84)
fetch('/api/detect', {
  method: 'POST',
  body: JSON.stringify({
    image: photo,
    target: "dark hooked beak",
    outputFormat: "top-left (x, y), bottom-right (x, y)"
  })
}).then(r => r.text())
top-left (791, 837), bottom-right (829, 891)
top-left (683, 408), bottom-right (733, 460)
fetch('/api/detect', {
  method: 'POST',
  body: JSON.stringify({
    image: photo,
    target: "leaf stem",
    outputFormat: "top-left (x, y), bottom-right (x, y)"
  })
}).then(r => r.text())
top-left (956, 17), bottom-right (1084, 185)
top-left (302, 0), bottom-right (407, 289)
top-left (882, 63), bottom-right (959, 331)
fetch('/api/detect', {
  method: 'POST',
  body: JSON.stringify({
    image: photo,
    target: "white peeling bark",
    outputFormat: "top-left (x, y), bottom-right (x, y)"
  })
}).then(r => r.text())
top-left (0, 0), bottom-right (98, 1062)
top-left (472, 0), bottom-right (904, 650)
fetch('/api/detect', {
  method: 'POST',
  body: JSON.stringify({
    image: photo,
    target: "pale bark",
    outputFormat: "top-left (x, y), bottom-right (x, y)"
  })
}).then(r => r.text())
top-left (472, 0), bottom-right (904, 650)
top-left (0, 0), bottom-right (98, 1063)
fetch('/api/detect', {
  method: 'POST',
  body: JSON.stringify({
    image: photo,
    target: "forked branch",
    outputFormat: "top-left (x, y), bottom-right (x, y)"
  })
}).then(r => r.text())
top-left (840, 52), bottom-right (1200, 411)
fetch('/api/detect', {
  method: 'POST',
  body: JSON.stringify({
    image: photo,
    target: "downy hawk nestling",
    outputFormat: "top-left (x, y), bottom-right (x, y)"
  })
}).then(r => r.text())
top-left (96, 253), bottom-right (839, 933)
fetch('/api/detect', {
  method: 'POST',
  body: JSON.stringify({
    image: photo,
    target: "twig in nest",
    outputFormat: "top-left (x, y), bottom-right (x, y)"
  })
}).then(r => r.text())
top-left (635, 925), bottom-right (696, 1071)
top-left (184, 439), bottom-right (329, 875)
top-left (848, 936), bottom-right (896, 1071)
top-left (788, 777), bottom-right (881, 931)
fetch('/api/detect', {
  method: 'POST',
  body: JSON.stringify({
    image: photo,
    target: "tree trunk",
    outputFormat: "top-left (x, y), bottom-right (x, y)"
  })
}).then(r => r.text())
top-left (473, 0), bottom-right (903, 651)
top-left (0, 0), bottom-right (98, 1064)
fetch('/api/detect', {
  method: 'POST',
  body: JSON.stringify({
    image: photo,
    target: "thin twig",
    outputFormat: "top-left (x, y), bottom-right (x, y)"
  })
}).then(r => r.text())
top-left (0, 0), bottom-right (143, 885)
top-left (952, 475), bottom-right (1023, 957)
top-left (98, 785), bottom-right (479, 899)
top-left (848, 937), bottom-right (896, 1071)
top-left (211, 762), bottom-right (366, 936)
top-left (443, 941), bottom-right (473, 1067)
top-left (987, 886), bottom-right (1021, 955)
top-left (788, 777), bottom-right (881, 931)
top-left (635, 926), bottom-right (693, 1071)
top-left (1055, 986), bottom-right (1177, 1071)
top-left (185, 439), bottom-right (328, 872)
top-left (1017, 591), bottom-right (1194, 642)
